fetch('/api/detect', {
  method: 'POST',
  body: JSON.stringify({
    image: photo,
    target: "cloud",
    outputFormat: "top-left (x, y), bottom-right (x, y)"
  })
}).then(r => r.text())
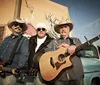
top-left (79, 18), bottom-right (100, 35)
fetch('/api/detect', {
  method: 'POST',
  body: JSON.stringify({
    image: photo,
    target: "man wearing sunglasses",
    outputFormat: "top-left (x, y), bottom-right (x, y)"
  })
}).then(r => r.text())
top-left (0, 19), bottom-right (29, 85)
top-left (28, 22), bottom-right (53, 85)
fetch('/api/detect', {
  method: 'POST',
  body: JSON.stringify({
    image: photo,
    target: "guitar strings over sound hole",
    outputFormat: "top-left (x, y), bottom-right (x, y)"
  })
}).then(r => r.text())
top-left (58, 54), bottom-right (65, 61)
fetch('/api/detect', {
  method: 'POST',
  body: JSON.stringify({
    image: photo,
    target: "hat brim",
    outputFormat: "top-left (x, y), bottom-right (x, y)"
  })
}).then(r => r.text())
top-left (7, 20), bottom-right (27, 31)
top-left (54, 23), bottom-right (73, 33)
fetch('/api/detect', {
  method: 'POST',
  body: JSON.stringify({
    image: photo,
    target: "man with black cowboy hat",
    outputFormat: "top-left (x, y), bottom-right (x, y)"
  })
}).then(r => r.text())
top-left (45, 19), bottom-right (84, 85)
top-left (0, 19), bottom-right (29, 85)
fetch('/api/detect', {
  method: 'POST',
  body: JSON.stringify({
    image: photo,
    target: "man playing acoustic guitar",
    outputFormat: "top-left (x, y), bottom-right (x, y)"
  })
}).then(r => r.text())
top-left (43, 19), bottom-right (84, 85)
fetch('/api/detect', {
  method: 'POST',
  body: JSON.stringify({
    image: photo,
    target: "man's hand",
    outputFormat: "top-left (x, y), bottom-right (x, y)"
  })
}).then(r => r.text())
top-left (67, 45), bottom-right (76, 55)
top-left (58, 43), bottom-right (76, 55)
top-left (58, 43), bottom-right (69, 48)
top-left (12, 69), bottom-right (17, 74)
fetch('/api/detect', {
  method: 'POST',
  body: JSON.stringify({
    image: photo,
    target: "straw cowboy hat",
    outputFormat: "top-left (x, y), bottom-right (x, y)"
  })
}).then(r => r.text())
top-left (54, 19), bottom-right (74, 33)
top-left (7, 19), bottom-right (27, 31)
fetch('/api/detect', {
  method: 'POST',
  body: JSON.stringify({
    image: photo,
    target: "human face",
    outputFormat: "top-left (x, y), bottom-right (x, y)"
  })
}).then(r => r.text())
top-left (37, 28), bottom-right (47, 38)
top-left (10, 22), bottom-right (23, 35)
top-left (11, 23), bottom-right (23, 35)
top-left (59, 25), bottom-right (70, 38)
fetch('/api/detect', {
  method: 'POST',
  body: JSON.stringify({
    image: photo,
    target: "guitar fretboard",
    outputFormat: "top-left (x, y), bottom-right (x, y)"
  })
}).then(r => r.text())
top-left (75, 34), bottom-right (100, 52)
top-left (0, 67), bottom-right (12, 72)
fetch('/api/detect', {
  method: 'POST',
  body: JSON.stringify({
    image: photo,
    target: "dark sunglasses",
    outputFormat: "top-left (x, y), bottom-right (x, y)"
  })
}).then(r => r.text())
top-left (37, 28), bottom-right (46, 31)
top-left (13, 22), bottom-right (24, 28)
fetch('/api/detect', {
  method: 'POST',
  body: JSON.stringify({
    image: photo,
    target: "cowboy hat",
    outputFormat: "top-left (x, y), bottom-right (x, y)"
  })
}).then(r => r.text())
top-left (54, 19), bottom-right (74, 33)
top-left (7, 19), bottom-right (27, 31)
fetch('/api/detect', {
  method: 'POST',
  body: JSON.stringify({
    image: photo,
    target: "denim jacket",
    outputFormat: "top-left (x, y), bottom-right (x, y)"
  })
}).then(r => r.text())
top-left (0, 34), bottom-right (29, 69)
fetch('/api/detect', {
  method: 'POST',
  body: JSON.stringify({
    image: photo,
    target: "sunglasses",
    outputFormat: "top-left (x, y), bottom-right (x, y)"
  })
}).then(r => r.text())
top-left (37, 28), bottom-right (46, 31)
top-left (13, 22), bottom-right (24, 28)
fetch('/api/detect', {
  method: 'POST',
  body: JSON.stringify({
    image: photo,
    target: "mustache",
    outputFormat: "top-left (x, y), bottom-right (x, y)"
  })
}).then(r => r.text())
top-left (61, 30), bottom-right (66, 33)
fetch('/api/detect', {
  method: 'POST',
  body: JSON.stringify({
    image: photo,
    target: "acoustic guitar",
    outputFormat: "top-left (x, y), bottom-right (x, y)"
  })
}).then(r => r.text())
top-left (0, 60), bottom-right (37, 83)
top-left (39, 34), bottom-right (100, 81)
top-left (0, 60), bottom-right (27, 78)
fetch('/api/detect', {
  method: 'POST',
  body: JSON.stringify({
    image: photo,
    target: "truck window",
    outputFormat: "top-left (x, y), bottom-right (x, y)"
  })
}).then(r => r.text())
top-left (83, 45), bottom-right (99, 58)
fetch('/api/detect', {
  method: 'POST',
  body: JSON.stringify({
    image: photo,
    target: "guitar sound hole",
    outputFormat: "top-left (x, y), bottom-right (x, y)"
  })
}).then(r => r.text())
top-left (50, 57), bottom-right (55, 68)
top-left (58, 54), bottom-right (65, 61)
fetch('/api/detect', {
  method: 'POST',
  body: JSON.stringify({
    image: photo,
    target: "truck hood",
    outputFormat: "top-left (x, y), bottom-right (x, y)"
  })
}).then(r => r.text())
top-left (81, 57), bottom-right (100, 73)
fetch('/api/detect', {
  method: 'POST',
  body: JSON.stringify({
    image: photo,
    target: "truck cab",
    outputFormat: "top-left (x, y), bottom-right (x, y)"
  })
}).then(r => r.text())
top-left (81, 44), bottom-right (100, 85)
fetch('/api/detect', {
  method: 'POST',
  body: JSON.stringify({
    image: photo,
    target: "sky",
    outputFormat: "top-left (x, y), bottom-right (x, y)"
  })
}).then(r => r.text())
top-left (52, 0), bottom-right (100, 45)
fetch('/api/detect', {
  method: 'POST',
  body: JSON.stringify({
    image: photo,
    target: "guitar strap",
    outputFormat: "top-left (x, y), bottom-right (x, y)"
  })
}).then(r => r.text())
top-left (7, 35), bottom-right (23, 65)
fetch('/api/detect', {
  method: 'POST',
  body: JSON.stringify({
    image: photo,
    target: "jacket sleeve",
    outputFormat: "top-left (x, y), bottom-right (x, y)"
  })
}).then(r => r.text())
top-left (45, 39), bottom-right (56, 52)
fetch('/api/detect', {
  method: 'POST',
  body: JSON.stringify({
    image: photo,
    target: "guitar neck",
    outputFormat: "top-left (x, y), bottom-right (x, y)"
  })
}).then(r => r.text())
top-left (75, 34), bottom-right (100, 52)
top-left (0, 66), bottom-right (13, 72)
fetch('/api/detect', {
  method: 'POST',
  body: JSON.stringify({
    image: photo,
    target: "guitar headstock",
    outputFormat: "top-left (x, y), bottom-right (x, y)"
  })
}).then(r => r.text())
top-left (15, 68), bottom-right (28, 83)
top-left (98, 34), bottom-right (100, 39)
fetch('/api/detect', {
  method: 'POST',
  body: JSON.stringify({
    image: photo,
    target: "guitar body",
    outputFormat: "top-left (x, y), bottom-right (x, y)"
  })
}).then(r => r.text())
top-left (39, 47), bottom-right (72, 81)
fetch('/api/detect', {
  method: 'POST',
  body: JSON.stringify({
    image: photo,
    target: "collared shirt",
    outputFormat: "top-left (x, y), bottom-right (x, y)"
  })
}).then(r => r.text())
top-left (45, 37), bottom-right (74, 51)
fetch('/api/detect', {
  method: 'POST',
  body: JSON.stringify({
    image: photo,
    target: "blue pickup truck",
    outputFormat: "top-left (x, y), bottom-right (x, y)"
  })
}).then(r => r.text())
top-left (81, 44), bottom-right (100, 85)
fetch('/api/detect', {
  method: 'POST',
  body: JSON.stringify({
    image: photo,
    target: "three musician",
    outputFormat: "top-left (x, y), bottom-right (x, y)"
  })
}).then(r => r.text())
top-left (0, 20), bottom-right (84, 85)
